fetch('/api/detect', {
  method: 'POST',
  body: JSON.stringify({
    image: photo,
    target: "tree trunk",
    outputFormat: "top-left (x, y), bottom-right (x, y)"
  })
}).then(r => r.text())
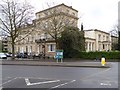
top-left (55, 39), bottom-right (59, 50)
top-left (11, 41), bottom-right (15, 60)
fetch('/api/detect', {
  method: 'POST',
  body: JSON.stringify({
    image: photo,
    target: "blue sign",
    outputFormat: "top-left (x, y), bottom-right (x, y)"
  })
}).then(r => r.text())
top-left (55, 50), bottom-right (63, 59)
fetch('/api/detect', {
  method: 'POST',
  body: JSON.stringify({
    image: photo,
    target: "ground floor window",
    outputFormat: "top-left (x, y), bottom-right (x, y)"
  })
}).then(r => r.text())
top-left (48, 44), bottom-right (55, 52)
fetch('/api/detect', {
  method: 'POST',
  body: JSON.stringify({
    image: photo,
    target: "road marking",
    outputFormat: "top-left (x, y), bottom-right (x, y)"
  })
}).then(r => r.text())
top-left (80, 68), bottom-right (111, 80)
top-left (0, 77), bottom-right (17, 87)
top-left (0, 86), bottom-right (2, 90)
top-left (51, 80), bottom-right (76, 89)
top-left (25, 78), bottom-right (60, 86)
top-left (100, 82), bottom-right (111, 86)
top-left (25, 78), bottom-right (31, 85)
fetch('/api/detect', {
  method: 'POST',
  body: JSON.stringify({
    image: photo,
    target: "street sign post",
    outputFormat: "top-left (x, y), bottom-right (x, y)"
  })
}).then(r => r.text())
top-left (55, 50), bottom-right (63, 63)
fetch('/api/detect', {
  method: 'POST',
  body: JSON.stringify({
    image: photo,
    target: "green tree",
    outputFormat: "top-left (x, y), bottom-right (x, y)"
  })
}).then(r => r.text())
top-left (59, 26), bottom-right (85, 58)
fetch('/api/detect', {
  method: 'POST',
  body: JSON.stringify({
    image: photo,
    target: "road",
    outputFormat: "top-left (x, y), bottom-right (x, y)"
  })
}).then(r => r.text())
top-left (0, 62), bottom-right (119, 90)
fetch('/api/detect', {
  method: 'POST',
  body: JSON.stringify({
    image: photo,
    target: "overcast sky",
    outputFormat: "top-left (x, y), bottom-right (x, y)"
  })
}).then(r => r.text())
top-left (1, 0), bottom-right (120, 32)
top-left (27, 0), bottom-right (119, 32)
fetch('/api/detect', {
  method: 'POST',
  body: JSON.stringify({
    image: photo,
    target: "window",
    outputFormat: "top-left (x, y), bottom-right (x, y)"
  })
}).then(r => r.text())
top-left (32, 36), bottom-right (34, 42)
top-left (72, 12), bottom-right (75, 16)
top-left (89, 42), bottom-right (91, 51)
top-left (103, 44), bottom-right (105, 50)
top-left (65, 19), bottom-right (70, 25)
top-left (18, 47), bottom-right (20, 53)
top-left (28, 37), bottom-right (29, 42)
top-left (48, 44), bottom-right (55, 52)
top-left (106, 36), bottom-right (109, 41)
top-left (44, 11), bottom-right (48, 15)
top-left (45, 22), bottom-right (48, 28)
top-left (98, 34), bottom-right (101, 41)
top-left (26, 46), bottom-right (28, 53)
top-left (103, 35), bottom-right (105, 41)
top-left (85, 42), bottom-right (87, 50)
top-left (30, 46), bottom-right (32, 53)
top-left (66, 10), bottom-right (69, 14)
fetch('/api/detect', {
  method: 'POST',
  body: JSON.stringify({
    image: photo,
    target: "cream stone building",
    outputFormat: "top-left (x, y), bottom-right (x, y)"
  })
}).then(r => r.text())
top-left (8, 3), bottom-right (113, 57)
top-left (9, 3), bottom-right (78, 57)
top-left (84, 29), bottom-right (111, 52)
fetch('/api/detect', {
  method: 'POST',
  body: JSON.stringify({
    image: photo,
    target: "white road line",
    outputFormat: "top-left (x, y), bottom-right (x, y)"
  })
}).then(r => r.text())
top-left (51, 80), bottom-right (76, 89)
top-left (0, 86), bottom-right (2, 90)
top-left (0, 77), bottom-right (18, 87)
top-left (80, 68), bottom-right (111, 80)
top-left (100, 82), bottom-right (111, 86)
top-left (25, 78), bottom-right (31, 85)
top-left (25, 78), bottom-right (60, 86)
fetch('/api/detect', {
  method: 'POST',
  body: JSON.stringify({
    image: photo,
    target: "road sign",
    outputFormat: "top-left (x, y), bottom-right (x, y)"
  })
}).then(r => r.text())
top-left (55, 50), bottom-right (63, 63)
top-left (55, 50), bottom-right (63, 59)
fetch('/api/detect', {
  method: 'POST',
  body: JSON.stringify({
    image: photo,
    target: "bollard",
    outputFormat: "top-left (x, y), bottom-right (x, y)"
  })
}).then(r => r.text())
top-left (101, 57), bottom-right (106, 66)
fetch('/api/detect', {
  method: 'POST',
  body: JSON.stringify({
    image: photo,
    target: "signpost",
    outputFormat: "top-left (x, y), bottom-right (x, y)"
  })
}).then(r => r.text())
top-left (55, 50), bottom-right (63, 63)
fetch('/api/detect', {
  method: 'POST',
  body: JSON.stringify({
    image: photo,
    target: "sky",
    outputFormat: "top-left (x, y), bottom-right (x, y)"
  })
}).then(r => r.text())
top-left (26, 0), bottom-right (119, 33)
top-left (1, 0), bottom-right (120, 33)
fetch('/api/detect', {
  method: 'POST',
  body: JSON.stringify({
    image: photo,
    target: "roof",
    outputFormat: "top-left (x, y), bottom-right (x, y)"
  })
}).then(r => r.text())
top-left (111, 35), bottom-right (118, 38)
top-left (84, 29), bottom-right (109, 35)
top-left (36, 3), bottom-right (78, 14)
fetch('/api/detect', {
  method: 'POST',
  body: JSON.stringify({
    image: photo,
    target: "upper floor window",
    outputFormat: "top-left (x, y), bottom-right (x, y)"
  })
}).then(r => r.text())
top-left (98, 34), bottom-right (101, 41)
top-left (39, 15), bottom-right (41, 18)
top-left (44, 11), bottom-right (48, 16)
top-left (32, 36), bottom-right (34, 42)
top-left (103, 35), bottom-right (105, 41)
top-left (28, 37), bottom-right (29, 42)
top-left (106, 36), bottom-right (109, 41)
top-left (66, 9), bottom-right (69, 13)
top-left (72, 12), bottom-right (75, 16)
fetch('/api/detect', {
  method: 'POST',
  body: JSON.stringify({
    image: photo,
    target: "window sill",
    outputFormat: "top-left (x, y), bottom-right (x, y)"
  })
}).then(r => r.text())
top-left (48, 51), bottom-right (55, 53)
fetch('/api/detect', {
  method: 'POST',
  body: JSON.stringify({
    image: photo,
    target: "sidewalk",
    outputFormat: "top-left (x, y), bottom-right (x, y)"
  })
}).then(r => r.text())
top-left (0, 59), bottom-right (110, 68)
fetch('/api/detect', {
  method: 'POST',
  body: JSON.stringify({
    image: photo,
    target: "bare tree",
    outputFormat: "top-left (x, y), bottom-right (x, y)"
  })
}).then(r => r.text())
top-left (110, 24), bottom-right (120, 51)
top-left (36, 3), bottom-right (78, 49)
top-left (110, 25), bottom-right (119, 37)
top-left (0, 0), bottom-right (34, 59)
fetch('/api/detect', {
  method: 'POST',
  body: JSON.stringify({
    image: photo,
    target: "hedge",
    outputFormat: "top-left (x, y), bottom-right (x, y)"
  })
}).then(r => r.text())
top-left (77, 51), bottom-right (120, 60)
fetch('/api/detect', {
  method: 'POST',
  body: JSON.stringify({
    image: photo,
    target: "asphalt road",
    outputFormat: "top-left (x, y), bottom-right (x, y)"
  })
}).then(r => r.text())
top-left (0, 62), bottom-right (119, 90)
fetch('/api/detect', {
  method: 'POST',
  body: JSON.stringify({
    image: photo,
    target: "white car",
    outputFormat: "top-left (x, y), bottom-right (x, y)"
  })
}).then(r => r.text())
top-left (0, 53), bottom-right (7, 59)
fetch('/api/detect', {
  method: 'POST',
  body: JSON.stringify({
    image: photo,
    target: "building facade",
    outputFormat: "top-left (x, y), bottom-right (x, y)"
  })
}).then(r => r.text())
top-left (10, 3), bottom-right (78, 57)
top-left (84, 29), bottom-right (111, 52)
top-left (7, 4), bottom-right (114, 57)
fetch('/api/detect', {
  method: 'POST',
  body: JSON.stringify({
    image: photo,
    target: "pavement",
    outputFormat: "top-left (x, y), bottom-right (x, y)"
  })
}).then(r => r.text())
top-left (0, 58), bottom-right (111, 68)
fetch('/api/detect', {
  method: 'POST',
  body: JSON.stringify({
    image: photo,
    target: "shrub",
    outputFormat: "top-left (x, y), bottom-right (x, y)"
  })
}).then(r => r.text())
top-left (78, 51), bottom-right (120, 60)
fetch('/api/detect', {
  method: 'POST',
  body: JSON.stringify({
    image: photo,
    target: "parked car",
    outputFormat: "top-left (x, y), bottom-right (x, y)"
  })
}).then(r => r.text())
top-left (0, 53), bottom-right (7, 59)
top-left (16, 53), bottom-right (27, 58)
top-left (5, 53), bottom-right (12, 57)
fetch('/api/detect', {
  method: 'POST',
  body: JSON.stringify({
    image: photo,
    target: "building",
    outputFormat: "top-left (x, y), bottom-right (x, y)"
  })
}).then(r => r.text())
top-left (8, 3), bottom-right (114, 57)
top-left (0, 36), bottom-right (8, 52)
top-left (12, 3), bottom-right (78, 57)
top-left (84, 29), bottom-right (111, 52)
